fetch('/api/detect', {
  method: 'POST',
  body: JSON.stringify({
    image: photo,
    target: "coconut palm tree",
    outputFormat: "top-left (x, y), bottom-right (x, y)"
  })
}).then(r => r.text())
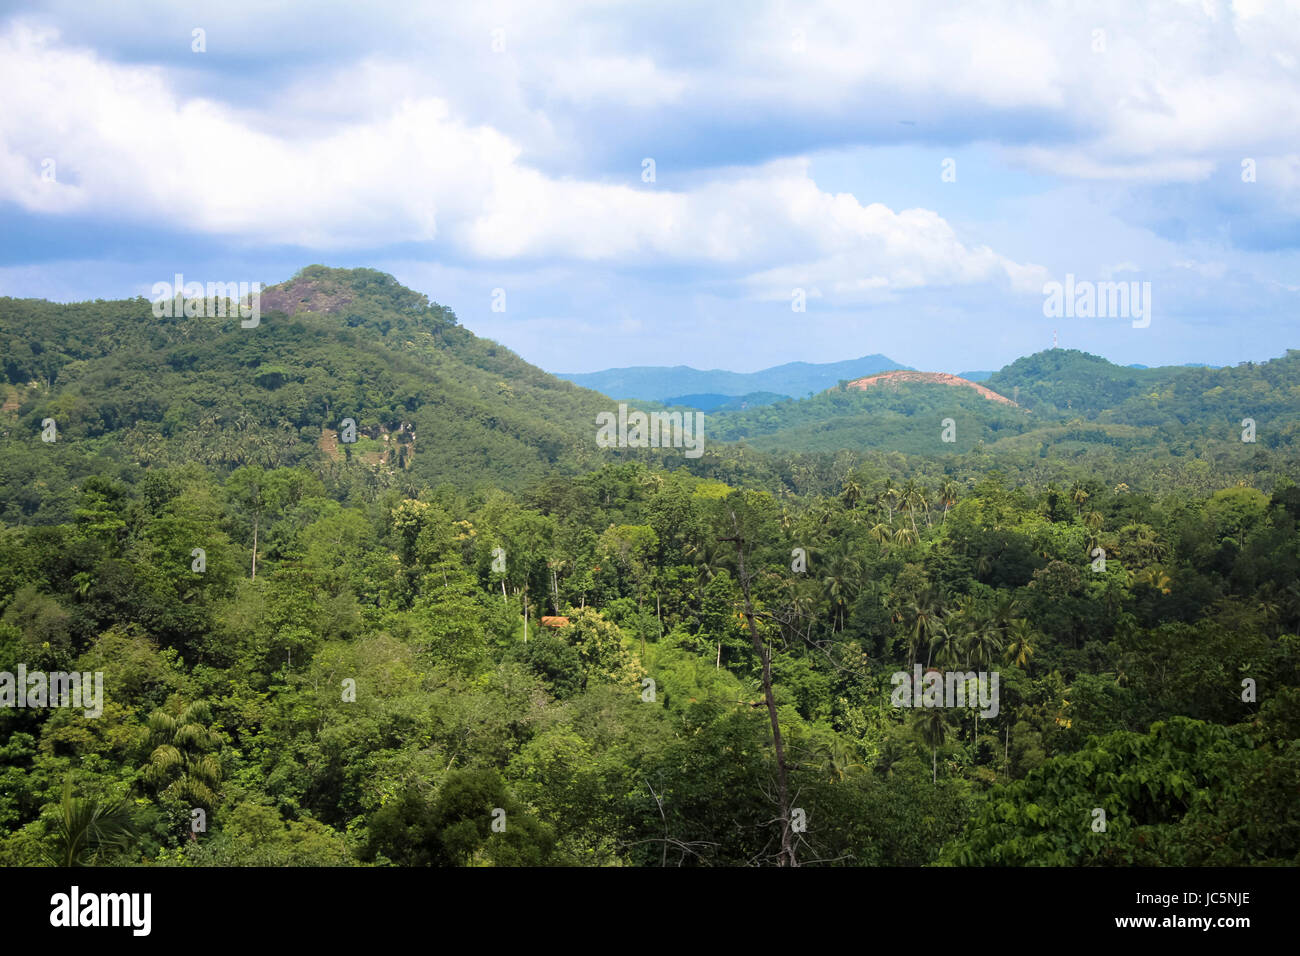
top-left (927, 625), bottom-right (961, 669)
top-left (818, 737), bottom-right (868, 782)
top-left (907, 592), bottom-right (946, 665)
top-left (939, 479), bottom-right (958, 524)
top-left (840, 473), bottom-right (864, 510)
top-left (914, 709), bottom-right (950, 784)
top-left (1004, 618), bottom-right (1036, 669)
top-left (954, 611), bottom-right (1003, 744)
top-left (820, 549), bottom-right (862, 632)
top-left (900, 479), bottom-right (920, 535)
top-left (963, 617), bottom-right (1005, 672)
top-left (878, 479), bottom-right (897, 526)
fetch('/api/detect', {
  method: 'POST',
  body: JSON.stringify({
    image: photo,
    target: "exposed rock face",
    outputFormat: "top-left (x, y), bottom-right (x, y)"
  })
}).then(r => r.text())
top-left (844, 370), bottom-right (1019, 406)
top-left (259, 277), bottom-right (356, 316)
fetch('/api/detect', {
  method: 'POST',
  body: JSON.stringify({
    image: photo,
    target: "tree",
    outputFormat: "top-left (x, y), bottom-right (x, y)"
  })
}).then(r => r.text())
top-left (362, 769), bottom-right (555, 866)
top-left (1004, 618), bottom-right (1036, 669)
top-left (556, 607), bottom-right (645, 688)
top-left (840, 473), bottom-right (863, 510)
top-left (144, 702), bottom-right (222, 812)
top-left (907, 592), bottom-right (946, 666)
top-left (940, 479), bottom-right (959, 525)
top-left (914, 709), bottom-right (950, 784)
top-left (718, 503), bottom-right (797, 866)
top-left (821, 546), bottom-right (862, 632)
top-left (44, 779), bottom-right (135, 867)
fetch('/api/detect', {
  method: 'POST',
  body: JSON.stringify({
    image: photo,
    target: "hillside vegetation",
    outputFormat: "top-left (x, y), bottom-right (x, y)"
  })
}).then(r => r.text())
top-left (1, 270), bottom-right (1296, 867)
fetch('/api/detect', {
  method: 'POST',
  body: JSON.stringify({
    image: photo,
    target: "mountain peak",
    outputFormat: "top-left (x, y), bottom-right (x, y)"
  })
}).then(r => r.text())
top-left (261, 265), bottom-right (433, 317)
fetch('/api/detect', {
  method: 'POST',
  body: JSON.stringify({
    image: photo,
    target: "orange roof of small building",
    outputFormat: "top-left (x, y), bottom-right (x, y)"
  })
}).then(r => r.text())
top-left (540, 616), bottom-right (570, 628)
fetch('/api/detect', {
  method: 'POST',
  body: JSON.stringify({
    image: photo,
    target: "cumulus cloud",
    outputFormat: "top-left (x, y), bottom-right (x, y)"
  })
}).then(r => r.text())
top-left (0, 23), bottom-right (1045, 300)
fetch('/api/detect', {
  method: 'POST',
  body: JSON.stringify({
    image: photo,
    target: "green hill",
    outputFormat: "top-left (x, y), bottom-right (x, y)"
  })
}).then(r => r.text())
top-left (709, 348), bottom-right (1300, 459)
top-left (0, 266), bottom-right (635, 516)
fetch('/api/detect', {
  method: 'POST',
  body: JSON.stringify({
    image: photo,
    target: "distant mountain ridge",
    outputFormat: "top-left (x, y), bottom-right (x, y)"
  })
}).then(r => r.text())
top-left (556, 355), bottom-right (909, 401)
top-left (659, 392), bottom-right (786, 412)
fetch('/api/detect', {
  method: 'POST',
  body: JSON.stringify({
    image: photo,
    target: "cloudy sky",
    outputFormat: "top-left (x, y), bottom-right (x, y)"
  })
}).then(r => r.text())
top-left (2, 0), bottom-right (1298, 374)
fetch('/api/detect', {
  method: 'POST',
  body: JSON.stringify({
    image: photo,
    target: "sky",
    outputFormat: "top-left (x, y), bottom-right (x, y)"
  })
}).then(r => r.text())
top-left (1, 0), bottom-right (1298, 375)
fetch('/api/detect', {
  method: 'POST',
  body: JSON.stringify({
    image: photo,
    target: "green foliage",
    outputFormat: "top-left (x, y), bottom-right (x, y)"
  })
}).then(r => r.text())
top-left (0, 274), bottom-right (1295, 867)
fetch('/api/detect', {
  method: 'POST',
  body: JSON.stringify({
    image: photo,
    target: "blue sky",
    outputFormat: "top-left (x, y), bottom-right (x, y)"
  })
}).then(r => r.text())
top-left (1, 0), bottom-right (1298, 375)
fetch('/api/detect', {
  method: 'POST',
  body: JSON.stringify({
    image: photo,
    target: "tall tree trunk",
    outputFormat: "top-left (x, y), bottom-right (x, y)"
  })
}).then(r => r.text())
top-left (721, 516), bottom-right (797, 867)
top-left (251, 514), bottom-right (259, 580)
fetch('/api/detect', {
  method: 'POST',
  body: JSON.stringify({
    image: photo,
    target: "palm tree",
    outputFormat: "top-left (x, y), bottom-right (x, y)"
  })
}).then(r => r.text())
top-left (820, 549), bottom-right (862, 632)
top-left (914, 709), bottom-right (949, 784)
top-left (44, 779), bottom-right (135, 867)
top-left (1120, 523), bottom-right (1164, 565)
top-left (927, 625), bottom-right (960, 669)
top-left (901, 479), bottom-right (920, 535)
top-left (685, 539), bottom-right (720, 586)
top-left (1004, 618), bottom-right (1036, 669)
top-left (145, 702), bottom-right (222, 810)
top-left (819, 737), bottom-right (868, 782)
top-left (840, 473), bottom-right (864, 510)
top-left (907, 592), bottom-right (946, 665)
top-left (878, 479), bottom-right (897, 526)
top-left (963, 617), bottom-right (1005, 672)
top-left (1071, 480), bottom-right (1090, 514)
top-left (966, 626), bottom-right (1004, 744)
top-left (893, 525), bottom-right (918, 547)
top-left (939, 479), bottom-right (958, 525)
top-left (1134, 567), bottom-right (1173, 595)
top-left (990, 594), bottom-right (1020, 633)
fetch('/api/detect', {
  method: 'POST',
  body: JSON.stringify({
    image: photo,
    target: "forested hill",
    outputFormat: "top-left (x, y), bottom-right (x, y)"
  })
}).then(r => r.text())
top-left (709, 348), bottom-right (1300, 460)
top-left (4, 268), bottom-right (1299, 520)
top-left (0, 266), bottom-right (628, 507)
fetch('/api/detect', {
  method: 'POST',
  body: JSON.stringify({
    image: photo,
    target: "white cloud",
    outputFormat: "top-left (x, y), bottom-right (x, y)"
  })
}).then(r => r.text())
top-left (0, 23), bottom-right (1045, 303)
